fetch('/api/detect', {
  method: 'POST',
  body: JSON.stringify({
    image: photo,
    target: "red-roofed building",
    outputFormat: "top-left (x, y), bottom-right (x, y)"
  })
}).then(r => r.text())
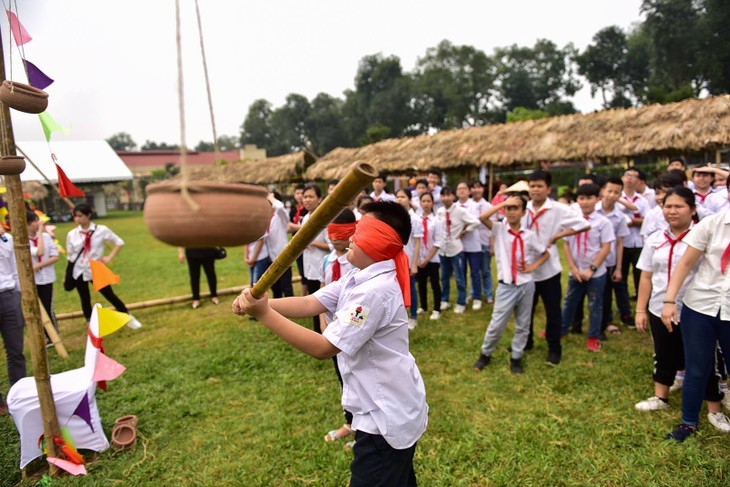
top-left (117, 145), bottom-right (266, 177)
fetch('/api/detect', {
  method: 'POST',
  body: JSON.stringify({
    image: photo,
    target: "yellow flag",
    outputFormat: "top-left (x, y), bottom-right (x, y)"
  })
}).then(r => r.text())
top-left (90, 259), bottom-right (120, 293)
top-left (97, 307), bottom-right (130, 337)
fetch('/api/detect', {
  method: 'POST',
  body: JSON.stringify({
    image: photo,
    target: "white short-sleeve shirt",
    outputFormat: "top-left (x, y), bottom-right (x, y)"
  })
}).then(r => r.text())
top-left (564, 211), bottom-right (615, 277)
top-left (405, 209), bottom-right (424, 264)
top-left (66, 223), bottom-right (125, 281)
top-left (266, 199), bottom-right (289, 259)
top-left (457, 199), bottom-right (482, 253)
top-left (491, 221), bottom-right (546, 286)
top-left (681, 211), bottom-right (730, 321)
top-left (30, 233), bottom-right (58, 285)
top-left (369, 190), bottom-right (396, 203)
top-left (0, 233), bottom-right (19, 292)
top-left (595, 202), bottom-right (630, 268)
top-left (301, 213), bottom-right (331, 282)
top-left (640, 205), bottom-right (668, 238)
top-left (419, 213), bottom-right (443, 264)
top-left (315, 260), bottom-right (428, 449)
top-left (436, 204), bottom-right (480, 257)
top-left (620, 192), bottom-right (649, 248)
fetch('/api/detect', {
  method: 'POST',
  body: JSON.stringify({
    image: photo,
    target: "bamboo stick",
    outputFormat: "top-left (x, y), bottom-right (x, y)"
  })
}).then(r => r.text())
top-left (38, 298), bottom-right (68, 358)
top-left (251, 161), bottom-right (377, 298)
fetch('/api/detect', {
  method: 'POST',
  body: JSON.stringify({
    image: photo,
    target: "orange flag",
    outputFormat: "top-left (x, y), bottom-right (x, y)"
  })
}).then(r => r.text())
top-left (89, 259), bottom-right (120, 293)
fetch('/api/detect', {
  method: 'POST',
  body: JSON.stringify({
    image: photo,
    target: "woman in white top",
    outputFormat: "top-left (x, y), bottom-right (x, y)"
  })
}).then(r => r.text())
top-left (27, 211), bottom-right (59, 342)
top-left (662, 181), bottom-right (730, 442)
top-left (416, 192), bottom-right (443, 321)
top-left (396, 189), bottom-right (422, 329)
top-left (300, 184), bottom-right (331, 333)
top-left (65, 203), bottom-right (141, 328)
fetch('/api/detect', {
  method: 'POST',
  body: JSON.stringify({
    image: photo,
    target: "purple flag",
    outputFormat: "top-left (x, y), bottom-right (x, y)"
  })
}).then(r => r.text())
top-left (72, 393), bottom-right (94, 432)
top-left (23, 60), bottom-right (53, 90)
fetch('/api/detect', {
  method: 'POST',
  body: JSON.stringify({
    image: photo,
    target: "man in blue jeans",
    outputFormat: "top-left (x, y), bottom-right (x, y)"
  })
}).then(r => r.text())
top-left (560, 184), bottom-right (615, 352)
top-left (0, 227), bottom-right (26, 414)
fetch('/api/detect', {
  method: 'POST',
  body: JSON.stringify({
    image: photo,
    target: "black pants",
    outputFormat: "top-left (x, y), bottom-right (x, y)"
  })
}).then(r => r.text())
top-left (416, 263), bottom-right (441, 312)
top-left (350, 431), bottom-right (417, 487)
top-left (529, 272), bottom-right (563, 355)
top-left (332, 356), bottom-right (354, 425)
top-left (36, 283), bottom-right (59, 335)
top-left (271, 266), bottom-right (294, 298)
top-left (187, 256), bottom-right (217, 300)
top-left (649, 312), bottom-right (685, 387)
top-left (308, 279), bottom-right (322, 333)
top-left (622, 246), bottom-right (642, 297)
top-left (75, 276), bottom-right (128, 322)
top-left (296, 255), bottom-right (308, 295)
top-left (0, 289), bottom-right (26, 401)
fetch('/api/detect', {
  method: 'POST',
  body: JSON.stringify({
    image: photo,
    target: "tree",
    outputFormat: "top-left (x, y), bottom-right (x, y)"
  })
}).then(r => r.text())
top-left (698, 0), bottom-right (730, 94)
top-left (577, 26), bottom-right (631, 107)
top-left (506, 107), bottom-right (550, 123)
top-left (140, 140), bottom-right (179, 150)
top-left (412, 40), bottom-right (499, 130)
top-left (306, 93), bottom-right (352, 155)
top-left (106, 132), bottom-right (137, 151)
top-left (240, 99), bottom-right (274, 150)
top-left (268, 93), bottom-right (312, 156)
top-left (194, 135), bottom-right (241, 152)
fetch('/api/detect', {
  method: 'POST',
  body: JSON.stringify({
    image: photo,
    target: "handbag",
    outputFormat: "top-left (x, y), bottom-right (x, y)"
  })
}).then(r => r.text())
top-left (64, 228), bottom-right (94, 291)
top-left (214, 247), bottom-right (227, 260)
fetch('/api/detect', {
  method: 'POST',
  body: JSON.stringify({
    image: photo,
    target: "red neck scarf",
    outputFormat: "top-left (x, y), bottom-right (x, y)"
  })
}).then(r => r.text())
top-left (353, 216), bottom-right (410, 307)
top-left (294, 205), bottom-right (304, 224)
top-left (695, 191), bottom-right (710, 204)
top-left (422, 216), bottom-right (429, 249)
top-left (327, 222), bottom-right (357, 282)
top-left (527, 207), bottom-right (547, 236)
top-left (721, 241), bottom-right (730, 274)
top-left (30, 235), bottom-right (42, 263)
top-left (660, 228), bottom-right (691, 282)
top-left (574, 216), bottom-right (590, 256)
top-left (508, 228), bottom-right (525, 284)
top-left (445, 209), bottom-right (452, 236)
top-left (80, 227), bottom-right (93, 256)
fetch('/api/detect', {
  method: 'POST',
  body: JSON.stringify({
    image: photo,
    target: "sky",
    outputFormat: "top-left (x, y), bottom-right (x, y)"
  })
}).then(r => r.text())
top-left (9, 0), bottom-right (644, 148)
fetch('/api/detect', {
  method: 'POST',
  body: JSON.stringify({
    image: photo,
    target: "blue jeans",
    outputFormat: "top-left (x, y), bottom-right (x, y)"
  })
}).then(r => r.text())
top-left (250, 256), bottom-right (271, 285)
top-left (561, 274), bottom-right (607, 339)
top-left (679, 305), bottom-right (730, 427)
top-left (441, 254), bottom-right (466, 305)
top-left (410, 275), bottom-right (418, 318)
top-left (480, 281), bottom-right (535, 359)
top-left (480, 245), bottom-right (494, 300)
top-left (460, 251), bottom-right (482, 300)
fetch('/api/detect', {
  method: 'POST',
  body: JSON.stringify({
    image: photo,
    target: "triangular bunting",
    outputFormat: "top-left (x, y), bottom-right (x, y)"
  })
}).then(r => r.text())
top-left (47, 457), bottom-right (87, 476)
top-left (24, 60), bottom-right (54, 90)
top-left (91, 352), bottom-right (126, 382)
top-left (71, 394), bottom-right (94, 432)
top-left (97, 307), bottom-right (130, 337)
top-left (55, 163), bottom-right (84, 198)
top-left (38, 112), bottom-right (67, 141)
top-left (90, 259), bottom-right (120, 293)
top-left (6, 10), bottom-right (32, 46)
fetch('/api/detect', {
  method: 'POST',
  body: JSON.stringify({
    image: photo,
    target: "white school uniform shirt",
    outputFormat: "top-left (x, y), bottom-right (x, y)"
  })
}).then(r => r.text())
top-left (564, 211), bottom-right (615, 278)
top-left (694, 188), bottom-right (715, 211)
top-left (640, 205), bottom-right (668, 238)
top-left (265, 199), bottom-right (289, 260)
top-left (322, 250), bottom-right (356, 324)
top-left (419, 213), bottom-right (443, 264)
top-left (472, 198), bottom-right (493, 247)
top-left (619, 191), bottom-right (649, 248)
top-left (430, 185), bottom-right (443, 211)
top-left (315, 260), bottom-right (428, 449)
top-left (637, 226), bottom-right (697, 318)
top-left (404, 209), bottom-right (424, 266)
top-left (0, 233), bottom-right (19, 292)
top-left (66, 223), bottom-right (124, 281)
top-left (301, 213), bottom-right (331, 282)
top-left (595, 202), bottom-right (630, 268)
top-left (457, 199), bottom-right (482, 253)
top-left (704, 188), bottom-right (729, 216)
top-left (369, 190), bottom-right (396, 203)
top-left (436, 204), bottom-right (480, 258)
top-left (491, 221), bottom-right (545, 286)
top-left (521, 198), bottom-right (590, 282)
top-left (639, 187), bottom-right (657, 209)
top-left (247, 235), bottom-right (269, 262)
top-left (681, 210), bottom-right (730, 321)
top-left (411, 195), bottom-right (422, 215)
top-left (30, 233), bottom-right (58, 285)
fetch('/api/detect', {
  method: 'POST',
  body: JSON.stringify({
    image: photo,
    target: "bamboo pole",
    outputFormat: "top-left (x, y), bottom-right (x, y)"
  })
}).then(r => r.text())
top-left (0, 33), bottom-right (61, 468)
top-left (38, 298), bottom-right (68, 358)
top-left (250, 161), bottom-right (377, 298)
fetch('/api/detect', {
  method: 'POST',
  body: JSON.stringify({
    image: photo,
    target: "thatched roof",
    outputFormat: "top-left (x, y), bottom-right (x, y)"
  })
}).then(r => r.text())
top-left (180, 150), bottom-right (317, 184)
top-left (306, 95), bottom-right (730, 180)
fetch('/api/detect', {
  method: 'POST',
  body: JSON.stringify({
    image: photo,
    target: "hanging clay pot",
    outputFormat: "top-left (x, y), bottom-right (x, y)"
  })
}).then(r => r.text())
top-left (144, 180), bottom-right (271, 247)
top-left (0, 155), bottom-right (25, 175)
top-left (0, 80), bottom-right (49, 114)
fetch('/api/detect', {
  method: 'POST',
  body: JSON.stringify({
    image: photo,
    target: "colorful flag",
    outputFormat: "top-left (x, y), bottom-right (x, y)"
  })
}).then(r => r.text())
top-left (97, 307), bottom-right (130, 337)
top-left (47, 457), bottom-right (87, 476)
top-left (23, 60), bottom-right (53, 90)
top-left (39, 112), bottom-right (67, 141)
top-left (6, 10), bottom-right (32, 46)
top-left (90, 260), bottom-right (120, 293)
top-left (91, 352), bottom-right (126, 382)
top-left (55, 163), bottom-right (84, 198)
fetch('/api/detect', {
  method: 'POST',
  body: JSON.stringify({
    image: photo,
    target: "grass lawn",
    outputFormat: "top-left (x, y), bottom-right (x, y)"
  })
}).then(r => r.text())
top-left (1, 211), bottom-right (729, 486)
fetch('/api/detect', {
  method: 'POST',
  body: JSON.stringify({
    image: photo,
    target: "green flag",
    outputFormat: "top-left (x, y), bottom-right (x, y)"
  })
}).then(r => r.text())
top-left (38, 112), bottom-right (67, 141)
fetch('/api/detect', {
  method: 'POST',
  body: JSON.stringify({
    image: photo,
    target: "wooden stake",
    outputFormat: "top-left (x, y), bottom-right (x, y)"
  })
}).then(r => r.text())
top-left (37, 298), bottom-right (68, 358)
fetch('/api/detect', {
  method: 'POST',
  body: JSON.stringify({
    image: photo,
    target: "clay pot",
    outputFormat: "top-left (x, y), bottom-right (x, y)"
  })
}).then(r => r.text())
top-left (0, 80), bottom-right (49, 114)
top-left (144, 181), bottom-right (271, 247)
top-left (0, 155), bottom-right (25, 175)
top-left (111, 423), bottom-right (137, 451)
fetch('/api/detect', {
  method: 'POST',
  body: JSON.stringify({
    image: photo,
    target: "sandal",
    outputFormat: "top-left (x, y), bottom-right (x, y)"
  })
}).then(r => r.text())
top-left (211, 297), bottom-right (220, 305)
top-left (606, 324), bottom-right (621, 335)
top-left (192, 300), bottom-right (201, 309)
top-left (343, 440), bottom-right (356, 451)
top-left (324, 424), bottom-right (352, 443)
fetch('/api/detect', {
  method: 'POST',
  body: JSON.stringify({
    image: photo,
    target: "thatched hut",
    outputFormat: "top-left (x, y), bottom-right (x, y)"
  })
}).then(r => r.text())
top-left (182, 150), bottom-right (317, 184)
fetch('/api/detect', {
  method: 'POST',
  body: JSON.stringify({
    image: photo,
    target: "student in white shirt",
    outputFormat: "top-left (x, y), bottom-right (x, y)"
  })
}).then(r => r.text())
top-left (427, 168), bottom-right (444, 211)
top-left (411, 179), bottom-right (429, 215)
top-left (560, 184), bottom-right (615, 352)
top-left (416, 192), bottom-right (443, 320)
top-left (436, 186), bottom-right (480, 314)
top-left (620, 168), bottom-right (650, 300)
top-left (473, 194), bottom-right (550, 374)
top-left (300, 183), bottom-right (332, 333)
top-left (637, 169), bottom-right (657, 209)
top-left (369, 174), bottom-right (396, 202)
top-left (662, 179), bottom-right (730, 442)
top-left (0, 225), bottom-right (25, 413)
top-left (65, 203), bottom-right (141, 328)
top-left (233, 201), bottom-right (428, 485)
top-left (27, 211), bottom-right (59, 340)
top-left (456, 181), bottom-right (484, 310)
top-left (396, 188), bottom-right (423, 329)
top-left (691, 166), bottom-right (716, 210)
top-left (469, 180), bottom-right (494, 305)
top-left (640, 173), bottom-right (685, 238)
top-left (266, 192), bottom-right (293, 298)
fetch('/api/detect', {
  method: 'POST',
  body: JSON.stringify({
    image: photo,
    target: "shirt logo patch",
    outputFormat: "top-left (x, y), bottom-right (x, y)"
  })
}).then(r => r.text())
top-left (347, 305), bottom-right (369, 327)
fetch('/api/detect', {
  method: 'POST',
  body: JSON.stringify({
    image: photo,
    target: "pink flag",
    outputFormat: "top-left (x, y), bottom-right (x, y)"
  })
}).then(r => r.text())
top-left (47, 457), bottom-right (87, 476)
top-left (6, 11), bottom-right (32, 46)
top-left (92, 352), bottom-right (126, 382)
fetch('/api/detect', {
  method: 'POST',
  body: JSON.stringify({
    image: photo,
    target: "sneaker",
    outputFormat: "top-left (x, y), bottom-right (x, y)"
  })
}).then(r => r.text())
top-left (127, 314), bottom-right (142, 329)
top-left (408, 318), bottom-right (418, 330)
top-left (669, 375), bottom-right (684, 393)
top-left (473, 354), bottom-right (491, 371)
top-left (472, 300), bottom-right (482, 311)
top-left (510, 357), bottom-right (524, 374)
top-left (416, 308), bottom-right (425, 315)
top-left (586, 337), bottom-right (601, 352)
top-left (665, 423), bottom-right (697, 442)
top-left (440, 301), bottom-right (451, 311)
top-left (708, 412), bottom-right (730, 433)
top-left (454, 304), bottom-right (466, 314)
top-left (635, 396), bottom-right (669, 411)
top-left (546, 351), bottom-right (561, 366)
top-left (722, 390), bottom-right (730, 411)
top-left (429, 310), bottom-right (441, 321)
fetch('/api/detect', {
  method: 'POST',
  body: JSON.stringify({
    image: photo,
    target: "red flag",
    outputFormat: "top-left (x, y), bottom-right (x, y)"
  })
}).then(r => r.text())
top-left (55, 163), bottom-right (84, 197)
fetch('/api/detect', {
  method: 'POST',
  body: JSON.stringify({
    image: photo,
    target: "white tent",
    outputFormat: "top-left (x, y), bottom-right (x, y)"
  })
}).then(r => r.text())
top-left (16, 140), bottom-right (133, 184)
